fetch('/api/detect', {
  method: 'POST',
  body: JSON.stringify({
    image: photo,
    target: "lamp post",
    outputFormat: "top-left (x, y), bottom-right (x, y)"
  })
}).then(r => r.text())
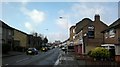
top-left (59, 16), bottom-right (69, 54)
top-left (59, 16), bottom-right (69, 40)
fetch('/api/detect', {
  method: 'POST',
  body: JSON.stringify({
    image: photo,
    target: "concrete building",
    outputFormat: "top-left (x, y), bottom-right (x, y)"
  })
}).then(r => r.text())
top-left (102, 18), bottom-right (120, 62)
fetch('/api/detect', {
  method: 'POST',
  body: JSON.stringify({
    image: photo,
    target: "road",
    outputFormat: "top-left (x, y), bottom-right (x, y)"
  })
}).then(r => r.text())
top-left (2, 48), bottom-right (60, 67)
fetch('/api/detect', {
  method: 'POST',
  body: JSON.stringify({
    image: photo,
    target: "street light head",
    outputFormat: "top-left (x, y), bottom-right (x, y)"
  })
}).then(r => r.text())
top-left (59, 17), bottom-right (63, 19)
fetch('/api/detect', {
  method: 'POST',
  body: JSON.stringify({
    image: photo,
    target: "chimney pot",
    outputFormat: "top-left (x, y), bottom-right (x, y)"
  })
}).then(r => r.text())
top-left (95, 14), bottom-right (100, 21)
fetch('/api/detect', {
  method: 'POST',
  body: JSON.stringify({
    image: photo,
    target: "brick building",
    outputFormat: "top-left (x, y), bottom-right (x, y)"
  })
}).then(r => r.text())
top-left (70, 15), bottom-right (108, 54)
top-left (102, 18), bottom-right (120, 62)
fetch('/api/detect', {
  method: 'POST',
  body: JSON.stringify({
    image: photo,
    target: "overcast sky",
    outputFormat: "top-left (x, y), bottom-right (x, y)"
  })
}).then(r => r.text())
top-left (1, 0), bottom-right (120, 42)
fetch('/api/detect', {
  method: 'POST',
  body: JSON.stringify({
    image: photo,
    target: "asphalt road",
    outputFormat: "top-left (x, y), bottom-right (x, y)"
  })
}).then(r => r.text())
top-left (2, 48), bottom-right (60, 66)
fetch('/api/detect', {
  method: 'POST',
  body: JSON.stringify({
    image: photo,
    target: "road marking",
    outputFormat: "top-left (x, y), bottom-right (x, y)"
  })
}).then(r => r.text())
top-left (16, 58), bottom-right (29, 63)
top-left (54, 59), bottom-right (59, 65)
top-left (54, 53), bottom-right (61, 65)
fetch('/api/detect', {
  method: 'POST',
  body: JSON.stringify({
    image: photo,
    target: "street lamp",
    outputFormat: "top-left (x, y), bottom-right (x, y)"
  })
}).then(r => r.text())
top-left (59, 16), bottom-right (69, 54)
top-left (59, 16), bottom-right (69, 40)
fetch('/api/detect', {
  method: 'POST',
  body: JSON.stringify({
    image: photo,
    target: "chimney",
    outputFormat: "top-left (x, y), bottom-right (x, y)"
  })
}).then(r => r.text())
top-left (35, 33), bottom-right (37, 37)
top-left (94, 14), bottom-right (100, 21)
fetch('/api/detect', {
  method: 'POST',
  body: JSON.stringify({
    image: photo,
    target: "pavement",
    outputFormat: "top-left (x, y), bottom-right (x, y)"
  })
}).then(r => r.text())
top-left (54, 51), bottom-right (83, 67)
top-left (2, 51), bottom-right (24, 58)
top-left (54, 50), bottom-right (120, 67)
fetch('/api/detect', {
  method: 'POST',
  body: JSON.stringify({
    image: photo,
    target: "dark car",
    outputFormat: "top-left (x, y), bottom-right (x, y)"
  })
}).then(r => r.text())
top-left (26, 48), bottom-right (38, 55)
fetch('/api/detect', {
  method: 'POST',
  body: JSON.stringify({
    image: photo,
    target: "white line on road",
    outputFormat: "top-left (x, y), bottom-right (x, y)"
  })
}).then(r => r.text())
top-left (54, 53), bottom-right (61, 65)
top-left (16, 58), bottom-right (29, 63)
top-left (54, 59), bottom-right (60, 65)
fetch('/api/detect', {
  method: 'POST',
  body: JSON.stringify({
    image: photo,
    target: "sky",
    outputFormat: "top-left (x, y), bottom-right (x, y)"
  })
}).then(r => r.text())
top-left (1, 0), bottom-right (120, 42)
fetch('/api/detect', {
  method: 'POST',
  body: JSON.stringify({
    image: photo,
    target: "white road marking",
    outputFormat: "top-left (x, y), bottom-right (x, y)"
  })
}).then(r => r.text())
top-left (16, 58), bottom-right (29, 63)
top-left (54, 59), bottom-right (60, 65)
top-left (54, 53), bottom-right (61, 65)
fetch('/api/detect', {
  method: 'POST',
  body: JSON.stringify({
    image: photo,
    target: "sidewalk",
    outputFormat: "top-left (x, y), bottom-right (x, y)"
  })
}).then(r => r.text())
top-left (55, 51), bottom-right (120, 67)
top-left (54, 51), bottom-right (86, 67)
top-left (2, 51), bottom-right (24, 58)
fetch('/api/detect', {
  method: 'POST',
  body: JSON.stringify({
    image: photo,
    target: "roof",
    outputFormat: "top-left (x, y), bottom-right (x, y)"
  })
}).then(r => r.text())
top-left (101, 18), bottom-right (120, 33)
top-left (0, 20), bottom-right (14, 30)
top-left (109, 18), bottom-right (120, 28)
top-left (75, 18), bottom-right (93, 34)
top-left (0, 20), bottom-right (28, 35)
top-left (70, 25), bottom-right (75, 30)
top-left (14, 28), bottom-right (28, 35)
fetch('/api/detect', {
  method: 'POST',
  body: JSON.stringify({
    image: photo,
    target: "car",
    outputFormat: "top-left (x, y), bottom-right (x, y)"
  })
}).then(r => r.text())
top-left (61, 46), bottom-right (67, 52)
top-left (41, 47), bottom-right (48, 52)
top-left (26, 48), bottom-right (38, 55)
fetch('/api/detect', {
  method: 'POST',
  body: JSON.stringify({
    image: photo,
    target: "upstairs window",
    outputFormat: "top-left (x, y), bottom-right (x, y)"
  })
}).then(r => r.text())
top-left (109, 29), bottom-right (115, 38)
top-left (88, 25), bottom-right (95, 38)
top-left (105, 32), bottom-right (109, 39)
top-left (88, 31), bottom-right (94, 38)
top-left (88, 25), bottom-right (94, 31)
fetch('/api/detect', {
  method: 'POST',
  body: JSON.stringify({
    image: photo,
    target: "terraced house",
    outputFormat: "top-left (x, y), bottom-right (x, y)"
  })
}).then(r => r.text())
top-left (1, 20), bottom-right (43, 52)
top-left (13, 29), bottom-right (28, 51)
top-left (0, 20), bottom-right (14, 52)
top-left (70, 15), bottom-right (108, 55)
top-left (101, 18), bottom-right (120, 62)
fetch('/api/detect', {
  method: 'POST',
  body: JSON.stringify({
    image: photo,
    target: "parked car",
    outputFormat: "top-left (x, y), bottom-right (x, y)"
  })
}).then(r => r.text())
top-left (61, 46), bottom-right (67, 53)
top-left (26, 48), bottom-right (38, 55)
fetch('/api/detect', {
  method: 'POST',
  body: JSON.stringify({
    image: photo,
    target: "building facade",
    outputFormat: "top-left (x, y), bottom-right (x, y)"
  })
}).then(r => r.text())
top-left (102, 18), bottom-right (120, 62)
top-left (13, 29), bottom-right (28, 51)
top-left (70, 15), bottom-right (108, 54)
top-left (0, 20), bottom-right (14, 51)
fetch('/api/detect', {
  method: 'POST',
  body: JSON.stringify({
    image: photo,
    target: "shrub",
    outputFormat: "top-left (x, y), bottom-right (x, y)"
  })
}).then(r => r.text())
top-left (88, 47), bottom-right (110, 60)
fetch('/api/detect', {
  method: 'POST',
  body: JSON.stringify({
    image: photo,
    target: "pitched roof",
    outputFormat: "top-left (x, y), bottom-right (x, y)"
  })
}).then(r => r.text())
top-left (101, 18), bottom-right (120, 33)
top-left (0, 20), bottom-right (28, 35)
top-left (109, 18), bottom-right (120, 28)
top-left (75, 18), bottom-right (93, 34)
top-left (0, 20), bottom-right (14, 30)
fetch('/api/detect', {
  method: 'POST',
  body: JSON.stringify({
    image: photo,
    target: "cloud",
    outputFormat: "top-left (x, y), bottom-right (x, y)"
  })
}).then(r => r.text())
top-left (71, 3), bottom-right (105, 19)
top-left (21, 5), bottom-right (45, 32)
top-left (28, 9), bottom-right (45, 23)
top-left (25, 22), bottom-right (34, 32)
top-left (47, 32), bottom-right (68, 42)
top-left (21, 7), bottom-right (45, 23)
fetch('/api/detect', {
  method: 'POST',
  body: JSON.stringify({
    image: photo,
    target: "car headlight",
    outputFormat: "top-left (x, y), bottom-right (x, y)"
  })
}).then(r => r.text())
top-left (43, 48), bottom-right (45, 50)
top-left (28, 51), bottom-right (32, 53)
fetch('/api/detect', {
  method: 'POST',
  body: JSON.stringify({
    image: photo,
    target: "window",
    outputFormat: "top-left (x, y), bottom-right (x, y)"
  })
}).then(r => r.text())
top-left (88, 31), bottom-right (94, 38)
top-left (109, 29), bottom-right (115, 38)
top-left (73, 29), bottom-right (75, 33)
top-left (105, 32), bottom-right (109, 39)
top-left (88, 25), bottom-right (94, 31)
top-left (8, 30), bottom-right (12, 36)
top-left (88, 25), bottom-right (95, 38)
